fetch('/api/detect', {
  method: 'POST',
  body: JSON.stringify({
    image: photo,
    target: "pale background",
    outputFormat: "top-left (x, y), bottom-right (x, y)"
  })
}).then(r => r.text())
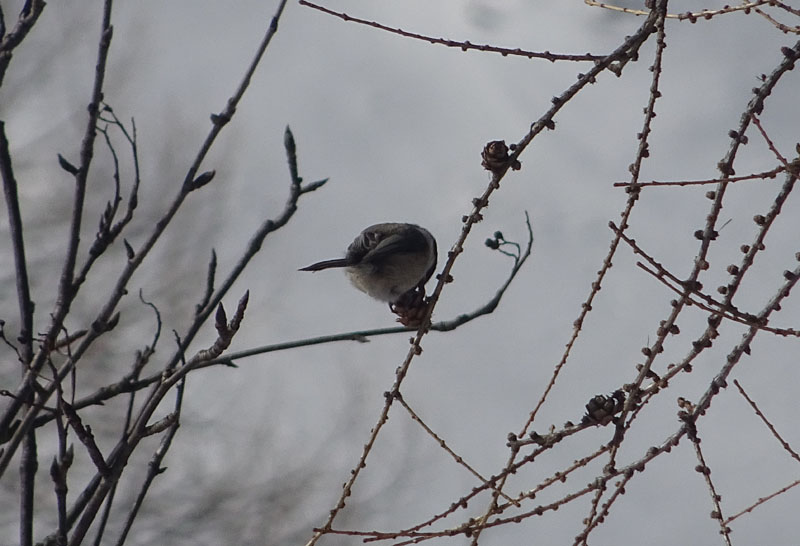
top-left (1, 1), bottom-right (798, 545)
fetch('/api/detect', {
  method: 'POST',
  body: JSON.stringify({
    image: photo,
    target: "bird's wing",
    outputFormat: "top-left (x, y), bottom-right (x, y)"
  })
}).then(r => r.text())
top-left (362, 226), bottom-right (429, 263)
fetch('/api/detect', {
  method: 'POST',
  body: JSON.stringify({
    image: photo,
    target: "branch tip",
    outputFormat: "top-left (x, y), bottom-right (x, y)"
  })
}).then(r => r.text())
top-left (57, 153), bottom-right (80, 175)
top-left (284, 125), bottom-right (296, 154)
top-left (215, 303), bottom-right (227, 330)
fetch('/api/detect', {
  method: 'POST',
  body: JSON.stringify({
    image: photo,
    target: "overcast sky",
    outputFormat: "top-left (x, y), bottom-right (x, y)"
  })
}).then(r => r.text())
top-left (1, 1), bottom-right (799, 545)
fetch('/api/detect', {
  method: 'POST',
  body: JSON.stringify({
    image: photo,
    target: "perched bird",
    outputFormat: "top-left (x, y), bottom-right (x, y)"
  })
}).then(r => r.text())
top-left (299, 223), bottom-right (438, 304)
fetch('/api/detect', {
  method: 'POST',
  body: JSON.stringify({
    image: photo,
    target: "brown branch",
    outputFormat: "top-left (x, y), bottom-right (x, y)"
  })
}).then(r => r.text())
top-left (724, 478), bottom-right (800, 525)
top-left (733, 380), bottom-right (800, 462)
top-left (609, 221), bottom-right (800, 337)
top-left (687, 424), bottom-right (732, 545)
top-left (756, 7), bottom-right (800, 34)
top-left (569, 7), bottom-right (674, 544)
top-left (27, 136), bottom-right (327, 427)
top-left (72, 106), bottom-right (141, 289)
top-left (751, 114), bottom-right (790, 165)
top-left (613, 165), bottom-right (787, 187)
top-left (47, 361), bottom-right (71, 546)
top-left (634, 260), bottom-right (799, 337)
top-left (585, 0), bottom-right (770, 21)
top-left (307, 5), bottom-right (667, 545)
top-left (299, 0), bottom-right (604, 62)
top-left (395, 392), bottom-right (518, 506)
top-left (60, 292), bottom-right (250, 545)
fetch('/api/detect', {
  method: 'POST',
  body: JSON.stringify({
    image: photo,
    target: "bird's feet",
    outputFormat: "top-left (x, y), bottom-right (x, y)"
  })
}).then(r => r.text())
top-left (390, 286), bottom-right (431, 327)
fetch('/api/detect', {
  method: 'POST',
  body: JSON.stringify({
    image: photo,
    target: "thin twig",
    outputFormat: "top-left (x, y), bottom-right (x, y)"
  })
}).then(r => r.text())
top-left (299, 0), bottom-right (604, 62)
top-left (114, 364), bottom-right (186, 545)
top-left (0, 0), bottom-right (46, 86)
top-left (29, 230), bottom-right (534, 420)
top-left (756, 7), bottom-right (800, 34)
top-left (306, 5), bottom-right (667, 544)
top-left (724, 478), bottom-right (800, 525)
top-left (613, 165), bottom-right (787, 187)
top-left (585, 0), bottom-right (768, 20)
top-left (0, 121), bottom-right (33, 364)
top-left (733, 380), bottom-right (800, 462)
top-left (395, 392), bottom-right (518, 506)
top-left (687, 423), bottom-right (732, 545)
top-left (48, 360), bottom-right (70, 546)
top-left (0, 0), bottom-right (115, 476)
top-left (609, 221), bottom-right (800, 337)
top-left (0, 0), bottom-right (293, 478)
top-left (0, 118), bottom-right (37, 546)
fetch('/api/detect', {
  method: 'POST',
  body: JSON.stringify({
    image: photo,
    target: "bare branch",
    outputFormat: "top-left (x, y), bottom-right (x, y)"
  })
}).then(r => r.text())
top-left (613, 165), bottom-right (787, 188)
top-left (61, 402), bottom-right (110, 478)
top-left (725, 479), bottom-right (800, 525)
top-left (585, 0), bottom-right (770, 21)
top-left (114, 377), bottom-right (185, 546)
top-left (0, 0), bottom-right (46, 86)
top-left (733, 380), bottom-right (800, 462)
top-left (305, 6), bottom-right (669, 543)
top-left (687, 423), bottom-right (732, 545)
top-left (0, 0), bottom-right (292, 478)
top-left (300, 0), bottom-right (604, 62)
top-left (0, 121), bottom-right (33, 362)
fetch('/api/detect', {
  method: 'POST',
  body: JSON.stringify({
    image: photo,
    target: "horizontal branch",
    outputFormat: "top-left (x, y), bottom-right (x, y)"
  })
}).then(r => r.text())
top-left (299, 0), bottom-right (603, 62)
top-left (21, 216), bottom-right (533, 424)
top-left (613, 165), bottom-right (786, 188)
top-left (585, 0), bottom-right (775, 21)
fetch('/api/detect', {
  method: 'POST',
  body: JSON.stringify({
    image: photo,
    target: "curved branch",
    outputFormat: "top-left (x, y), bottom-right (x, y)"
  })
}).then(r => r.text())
top-left (299, 0), bottom-right (603, 62)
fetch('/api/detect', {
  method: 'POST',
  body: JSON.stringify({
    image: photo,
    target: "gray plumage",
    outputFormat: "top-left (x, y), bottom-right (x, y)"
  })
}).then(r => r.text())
top-left (300, 223), bottom-right (437, 303)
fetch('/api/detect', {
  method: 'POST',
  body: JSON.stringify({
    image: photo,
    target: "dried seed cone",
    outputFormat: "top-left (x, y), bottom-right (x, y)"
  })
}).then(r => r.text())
top-left (391, 287), bottom-right (431, 328)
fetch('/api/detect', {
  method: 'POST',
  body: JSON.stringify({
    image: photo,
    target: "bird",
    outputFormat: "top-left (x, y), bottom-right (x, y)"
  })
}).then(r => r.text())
top-left (299, 223), bottom-right (438, 304)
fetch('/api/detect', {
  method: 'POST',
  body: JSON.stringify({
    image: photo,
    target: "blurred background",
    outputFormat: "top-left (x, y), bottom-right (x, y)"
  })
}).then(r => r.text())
top-left (1, 0), bottom-right (799, 544)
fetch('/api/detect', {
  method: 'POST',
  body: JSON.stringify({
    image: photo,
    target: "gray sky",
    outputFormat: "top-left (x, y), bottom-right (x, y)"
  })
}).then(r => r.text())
top-left (1, 1), bottom-right (799, 545)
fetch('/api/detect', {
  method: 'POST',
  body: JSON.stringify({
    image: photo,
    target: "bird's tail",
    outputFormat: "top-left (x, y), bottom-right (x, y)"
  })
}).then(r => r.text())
top-left (299, 258), bottom-right (352, 272)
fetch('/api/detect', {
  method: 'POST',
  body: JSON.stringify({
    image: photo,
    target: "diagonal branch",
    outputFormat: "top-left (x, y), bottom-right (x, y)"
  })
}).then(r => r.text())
top-left (0, 0), bottom-right (115, 476)
top-left (307, 7), bottom-right (667, 543)
top-left (0, 0), bottom-right (46, 86)
top-left (0, 0), bottom-right (292, 482)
